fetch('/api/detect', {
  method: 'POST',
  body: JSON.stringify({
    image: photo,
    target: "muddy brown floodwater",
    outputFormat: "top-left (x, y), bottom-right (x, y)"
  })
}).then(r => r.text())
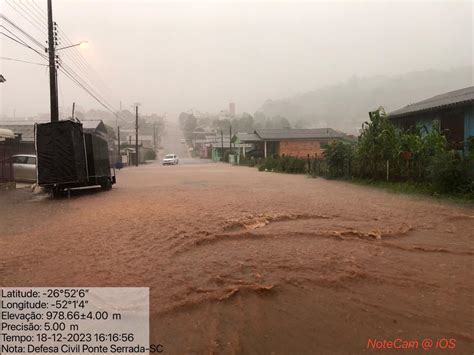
top-left (0, 161), bottom-right (473, 354)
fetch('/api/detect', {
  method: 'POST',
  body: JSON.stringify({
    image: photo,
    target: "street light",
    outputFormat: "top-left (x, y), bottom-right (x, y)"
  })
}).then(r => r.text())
top-left (55, 41), bottom-right (88, 52)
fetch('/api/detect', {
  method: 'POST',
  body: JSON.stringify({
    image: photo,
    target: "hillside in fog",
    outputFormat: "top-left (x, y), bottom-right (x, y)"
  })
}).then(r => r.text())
top-left (258, 67), bottom-right (473, 134)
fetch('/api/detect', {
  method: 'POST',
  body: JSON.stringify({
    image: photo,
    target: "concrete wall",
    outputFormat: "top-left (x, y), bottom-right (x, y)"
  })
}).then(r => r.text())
top-left (279, 140), bottom-right (321, 158)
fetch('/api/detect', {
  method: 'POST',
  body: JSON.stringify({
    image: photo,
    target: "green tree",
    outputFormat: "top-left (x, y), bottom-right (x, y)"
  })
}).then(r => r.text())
top-left (357, 107), bottom-right (398, 179)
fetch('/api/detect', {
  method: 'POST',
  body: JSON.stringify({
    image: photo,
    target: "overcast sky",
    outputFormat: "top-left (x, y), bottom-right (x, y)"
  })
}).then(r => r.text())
top-left (0, 0), bottom-right (472, 119)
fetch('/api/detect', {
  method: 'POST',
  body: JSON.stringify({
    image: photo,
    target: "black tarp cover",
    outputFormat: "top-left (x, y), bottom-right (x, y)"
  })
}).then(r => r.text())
top-left (35, 120), bottom-right (87, 185)
top-left (84, 132), bottom-right (111, 178)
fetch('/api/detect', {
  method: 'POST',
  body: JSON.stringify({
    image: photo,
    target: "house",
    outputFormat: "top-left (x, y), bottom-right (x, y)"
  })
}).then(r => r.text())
top-left (388, 86), bottom-right (474, 150)
top-left (121, 146), bottom-right (152, 165)
top-left (0, 121), bottom-right (40, 155)
top-left (207, 135), bottom-right (233, 161)
top-left (0, 129), bottom-right (15, 185)
top-left (232, 133), bottom-right (261, 158)
top-left (233, 128), bottom-right (349, 158)
top-left (191, 131), bottom-right (219, 158)
top-left (119, 129), bottom-right (154, 149)
top-left (80, 120), bottom-right (117, 164)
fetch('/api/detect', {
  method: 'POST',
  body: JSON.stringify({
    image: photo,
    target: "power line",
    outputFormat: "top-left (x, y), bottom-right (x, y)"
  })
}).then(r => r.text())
top-left (4, 0), bottom-right (47, 36)
top-left (20, 0), bottom-right (47, 22)
top-left (12, 0), bottom-right (47, 33)
top-left (0, 15), bottom-right (45, 49)
top-left (30, 0), bottom-right (48, 19)
top-left (1, 15), bottom-right (111, 107)
top-left (56, 24), bottom-right (117, 102)
top-left (0, 25), bottom-right (33, 47)
top-left (59, 65), bottom-right (126, 122)
top-left (2, 28), bottom-right (125, 121)
top-left (59, 61), bottom-right (121, 117)
top-left (2, 8), bottom-right (128, 123)
top-left (0, 31), bottom-right (39, 51)
top-left (0, 56), bottom-right (47, 66)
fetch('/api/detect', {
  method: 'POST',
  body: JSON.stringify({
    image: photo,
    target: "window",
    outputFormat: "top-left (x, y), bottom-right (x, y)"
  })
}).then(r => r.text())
top-left (14, 156), bottom-right (28, 164)
top-left (26, 157), bottom-right (36, 165)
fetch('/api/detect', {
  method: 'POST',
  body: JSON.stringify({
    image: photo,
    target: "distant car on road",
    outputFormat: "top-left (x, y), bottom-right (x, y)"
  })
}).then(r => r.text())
top-left (181, 139), bottom-right (185, 144)
top-left (11, 154), bottom-right (37, 183)
top-left (163, 154), bottom-right (179, 165)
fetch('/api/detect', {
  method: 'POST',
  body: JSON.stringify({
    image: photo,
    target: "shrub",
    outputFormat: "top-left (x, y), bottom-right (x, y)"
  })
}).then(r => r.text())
top-left (258, 156), bottom-right (279, 171)
top-left (280, 156), bottom-right (306, 173)
top-left (239, 157), bottom-right (257, 167)
top-left (397, 125), bottom-right (447, 181)
top-left (323, 141), bottom-right (354, 178)
top-left (428, 150), bottom-right (474, 197)
top-left (258, 156), bottom-right (306, 174)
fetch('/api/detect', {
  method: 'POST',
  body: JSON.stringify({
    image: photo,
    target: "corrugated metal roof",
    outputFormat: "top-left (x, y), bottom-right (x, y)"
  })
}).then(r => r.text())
top-left (235, 132), bottom-right (261, 142)
top-left (208, 140), bottom-right (231, 146)
top-left (255, 128), bottom-right (346, 140)
top-left (389, 86), bottom-right (474, 118)
top-left (81, 119), bottom-right (108, 134)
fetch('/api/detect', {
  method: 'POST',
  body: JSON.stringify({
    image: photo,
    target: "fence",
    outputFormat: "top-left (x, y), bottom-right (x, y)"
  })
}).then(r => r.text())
top-left (0, 142), bottom-right (14, 183)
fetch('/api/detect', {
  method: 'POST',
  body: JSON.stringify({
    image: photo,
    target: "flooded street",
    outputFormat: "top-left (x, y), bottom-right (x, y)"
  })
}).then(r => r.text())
top-left (1, 0), bottom-right (472, 353)
top-left (0, 156), bottom-right (472, 354)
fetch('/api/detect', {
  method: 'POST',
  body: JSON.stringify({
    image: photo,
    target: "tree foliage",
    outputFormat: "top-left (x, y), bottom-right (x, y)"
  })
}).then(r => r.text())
top-left (356, 107), bottom-right (398, 178)
top-left (323, 141), bottom-right (353, 178)
top-left (315, 107), bottom-right (473, 198)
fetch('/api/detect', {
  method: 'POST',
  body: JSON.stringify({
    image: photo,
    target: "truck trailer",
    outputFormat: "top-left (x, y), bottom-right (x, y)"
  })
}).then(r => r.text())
top-left (35, 120), bottom-right (116, 197)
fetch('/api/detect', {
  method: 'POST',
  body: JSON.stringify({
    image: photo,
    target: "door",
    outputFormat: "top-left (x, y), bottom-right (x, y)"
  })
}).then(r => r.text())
top-left (24, 156), bottom-right (37, 182)
top-left (12, 156), bottom-right (28, 181)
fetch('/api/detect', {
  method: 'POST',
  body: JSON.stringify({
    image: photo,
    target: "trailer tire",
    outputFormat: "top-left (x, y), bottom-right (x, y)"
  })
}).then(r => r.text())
top-left (101, 178), bottom-right (112, 191)
top-left (50, 186), bottom-right (61, 199)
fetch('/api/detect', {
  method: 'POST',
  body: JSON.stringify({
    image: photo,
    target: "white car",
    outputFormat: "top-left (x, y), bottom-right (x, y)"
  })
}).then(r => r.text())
top-left (10, 154), bottom-right (37, 183)
top-left (162, 154), bottom-right (179, 165)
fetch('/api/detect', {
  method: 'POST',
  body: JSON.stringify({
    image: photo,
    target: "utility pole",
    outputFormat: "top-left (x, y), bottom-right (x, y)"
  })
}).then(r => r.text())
top-left (117, 126), bottom-right (121, 165)
top-left (71, 102), bottom-right (75, 120)
top-left (220, 130), bottom-right (224, 162)
top-left (135, 105), bottom-right (139, 167)
top-left (153, 122), bottom-right (156, 150)
top-left (229, 125), bottom-right (232, 152)
top-left (47, 0), bottom-right (59, 122)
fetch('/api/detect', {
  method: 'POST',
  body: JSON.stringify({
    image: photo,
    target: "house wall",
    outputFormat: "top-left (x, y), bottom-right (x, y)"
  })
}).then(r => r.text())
top-left (279, 140), bottom-right (321, 158)
top-left (465, 107), bottom-right (474, 141)
top-left (391, 106), bottom-right (471, 150)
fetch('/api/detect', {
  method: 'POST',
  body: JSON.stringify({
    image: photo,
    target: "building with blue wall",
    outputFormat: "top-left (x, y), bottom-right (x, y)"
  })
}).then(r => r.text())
top-left (389, 87), bottom-right (474, 150)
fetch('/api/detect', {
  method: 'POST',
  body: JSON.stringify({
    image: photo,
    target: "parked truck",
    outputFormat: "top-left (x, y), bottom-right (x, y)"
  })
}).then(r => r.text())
top-left (35, 120), bottom-right (115, 197)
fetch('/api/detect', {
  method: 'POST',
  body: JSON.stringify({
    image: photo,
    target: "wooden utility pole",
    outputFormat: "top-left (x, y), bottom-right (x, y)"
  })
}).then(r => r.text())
top-left (117, 126), bottom-right (121, 164)
top-left (135, 105), bottom-right (139, 167)
top-left (71, 102), bottom-right (75, 120)
top-left (47, 0), bottom-right (59, 122)
top-left (229, 125), bottom-right (232, 151)
top-left (220, 130), bottom-right (224, 162)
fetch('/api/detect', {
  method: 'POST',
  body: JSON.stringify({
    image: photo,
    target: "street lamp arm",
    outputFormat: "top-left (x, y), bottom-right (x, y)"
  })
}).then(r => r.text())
top-left (56, 41), bottom-right (88, 51)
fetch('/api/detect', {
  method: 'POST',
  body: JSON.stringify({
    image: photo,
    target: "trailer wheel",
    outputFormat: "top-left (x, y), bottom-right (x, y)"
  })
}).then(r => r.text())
top-left (101, 178), bottom-right (112, 191)
top-left (50, 186), bottom-right (61, 199)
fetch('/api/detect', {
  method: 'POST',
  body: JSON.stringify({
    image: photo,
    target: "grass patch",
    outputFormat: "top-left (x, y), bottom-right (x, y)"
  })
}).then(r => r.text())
top-left (337, 177), bottom-right (474, 205)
